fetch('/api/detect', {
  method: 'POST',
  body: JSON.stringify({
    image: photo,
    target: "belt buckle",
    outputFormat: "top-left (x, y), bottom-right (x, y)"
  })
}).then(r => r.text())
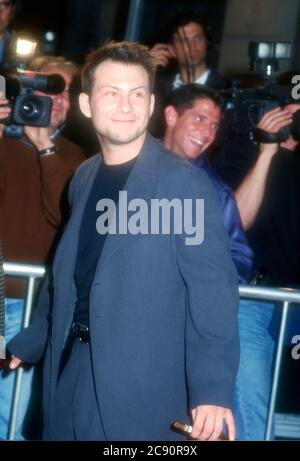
top-left (73, 322), bottom-right (89, 343)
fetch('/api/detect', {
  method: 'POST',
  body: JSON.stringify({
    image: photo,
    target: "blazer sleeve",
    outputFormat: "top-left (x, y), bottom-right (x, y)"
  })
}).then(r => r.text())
top-left (174, 167), bottom-right (240, 410)
top-left (7, 276), bottom-right (52, 364)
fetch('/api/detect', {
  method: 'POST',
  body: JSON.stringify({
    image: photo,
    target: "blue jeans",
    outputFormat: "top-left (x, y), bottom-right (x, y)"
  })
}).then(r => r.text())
top-left (234, 299), bottom-right (276, 441)
top-left (0, 298), bottom-right (34, 440)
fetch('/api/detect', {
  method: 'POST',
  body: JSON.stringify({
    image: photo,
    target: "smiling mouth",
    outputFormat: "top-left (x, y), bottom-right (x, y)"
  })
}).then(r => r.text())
top-left (112, 119), bottom-right (136, 123)
top-left (189, 136), bottom-right (205, 148)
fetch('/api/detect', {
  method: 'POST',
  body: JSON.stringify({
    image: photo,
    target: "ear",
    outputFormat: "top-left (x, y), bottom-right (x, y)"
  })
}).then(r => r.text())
top-left (79, 92), bottom-right (91, 118)
top-left (164, 105), bottom-right (178, 127)
top-left (149, 93), bottom-right (155, 117)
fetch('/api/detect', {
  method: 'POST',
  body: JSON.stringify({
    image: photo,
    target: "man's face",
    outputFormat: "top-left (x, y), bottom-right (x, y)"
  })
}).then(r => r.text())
top-left (38, 65), bottom-right (72, 129)
top-left (165, 98), bottom-right (221, 160)
top-left (171, 22), bottom-right (207, 69)
top-left (79, 60), bottom-right (154, 146)
top-left (0, 1), bottom-right (14, 36)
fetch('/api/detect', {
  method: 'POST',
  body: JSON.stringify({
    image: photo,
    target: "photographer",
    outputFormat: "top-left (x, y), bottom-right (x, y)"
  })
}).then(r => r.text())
top-left (0, 56), bottom-right (85, 440)
top-left (235, 104), bottom-right (300, 284)
top-left (149, 10), bottom-right (226, 137)
top-left (232, 104), bottom-right (300, 440)
top-left (235, 106), bottom-right (296, 229)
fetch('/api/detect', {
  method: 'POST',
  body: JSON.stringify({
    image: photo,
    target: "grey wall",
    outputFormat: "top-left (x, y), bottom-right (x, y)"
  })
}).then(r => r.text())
top-left (219, 0), bottom-right (300, 76)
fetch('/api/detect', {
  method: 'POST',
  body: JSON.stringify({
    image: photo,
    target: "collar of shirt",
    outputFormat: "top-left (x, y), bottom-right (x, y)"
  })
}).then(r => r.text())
top-left (172, 69), bottom-right (211, 89)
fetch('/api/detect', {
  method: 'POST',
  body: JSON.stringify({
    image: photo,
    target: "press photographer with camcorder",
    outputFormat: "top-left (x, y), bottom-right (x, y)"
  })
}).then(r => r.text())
top-left (214, 45), bottom-right (300, 437)
top-left (227, 100), bottom-right (300, 440)
top-left (0, 56), bottom-right (85, 440)
top-left (212, 40), bottom-right (300, 189)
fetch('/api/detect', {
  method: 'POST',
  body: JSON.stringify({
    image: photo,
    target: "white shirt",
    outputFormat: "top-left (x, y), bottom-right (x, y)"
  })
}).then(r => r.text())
top-left (172, 69), bottom-right (211, 89)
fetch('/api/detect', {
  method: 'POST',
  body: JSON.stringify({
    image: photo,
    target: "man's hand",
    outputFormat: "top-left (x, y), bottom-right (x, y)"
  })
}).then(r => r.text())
top-left (258, 106), bottom-right (293, 154)
top-left (0, 95), bottom-right (56, 149)
top-left (190, 405), bottom-right (235, 441)
top-left (0, 93), bottom-right (12, 140)
top-left (149, 43), bottom-right (173, 68)
top-left (24, 125), bottom-right (55, 151)
top-left (0, 354), bottom-right (23, 370)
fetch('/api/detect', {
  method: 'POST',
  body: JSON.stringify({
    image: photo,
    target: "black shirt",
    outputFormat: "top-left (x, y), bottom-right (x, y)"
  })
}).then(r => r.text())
top-left (74, 156), bottom-right (137, 326)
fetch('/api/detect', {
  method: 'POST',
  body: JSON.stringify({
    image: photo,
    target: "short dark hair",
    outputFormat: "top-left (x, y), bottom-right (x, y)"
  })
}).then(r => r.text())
top-left (167, 84), bottom-right (223, 115)
top-left (82, 41), bottom-right (156, 95)
top-left (167, 10), bottom-right (211, 43)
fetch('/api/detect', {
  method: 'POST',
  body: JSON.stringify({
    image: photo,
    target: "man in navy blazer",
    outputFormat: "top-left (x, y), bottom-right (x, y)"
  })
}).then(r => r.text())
top-left (8, 41), bottom-right (239, 441)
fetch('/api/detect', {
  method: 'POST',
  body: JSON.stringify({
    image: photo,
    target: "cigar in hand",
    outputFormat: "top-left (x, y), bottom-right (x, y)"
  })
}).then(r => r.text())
top-left (171, 421), bottom-right (193, 435)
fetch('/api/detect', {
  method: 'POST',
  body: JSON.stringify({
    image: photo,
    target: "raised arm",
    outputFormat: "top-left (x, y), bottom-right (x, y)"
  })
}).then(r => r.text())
top-left (234, 107), bottom-right (292, 229)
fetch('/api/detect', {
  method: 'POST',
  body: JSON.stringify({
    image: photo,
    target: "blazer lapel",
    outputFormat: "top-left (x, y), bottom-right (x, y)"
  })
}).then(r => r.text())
top-left (53, 134), bottom-right (162, 337)
top-left (95, 134), bottom-right (161, 271)
top-left (52, 155), bottom-right (101, 342)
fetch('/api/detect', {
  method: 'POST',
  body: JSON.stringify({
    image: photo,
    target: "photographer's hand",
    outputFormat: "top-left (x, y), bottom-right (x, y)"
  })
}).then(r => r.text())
top-left (150, 43), bottom-right (173, 68)
top-left (0, 93), bottom-right (12, 140)
top-left (235, 107), bottom-right (292, 229)
top-left (24, 126), bottom-right (55, 152)
top-left (257, 106), bottom-right (292, 154)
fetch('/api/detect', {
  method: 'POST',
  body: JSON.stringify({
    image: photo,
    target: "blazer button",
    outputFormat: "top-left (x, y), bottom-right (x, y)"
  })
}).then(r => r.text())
top-left (95, 312), bottom-right (104, 318)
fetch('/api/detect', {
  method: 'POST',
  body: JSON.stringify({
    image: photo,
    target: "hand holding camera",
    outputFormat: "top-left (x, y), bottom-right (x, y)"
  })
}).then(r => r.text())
top-left (0, 70), bottom-right (65, 140)
top-left (24, 125), bottom-right (55, 152)
top-left (0, 93), bottom-right (11, 139)
top-left (256, 106), bottom-right (293, 152)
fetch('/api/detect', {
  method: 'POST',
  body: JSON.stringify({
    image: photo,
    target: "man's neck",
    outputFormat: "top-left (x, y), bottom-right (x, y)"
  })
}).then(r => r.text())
top-left (179, 62), bottom-right (208, 84)
top-left (99, 133), bottom-right (146, 165)
top-left (163, 133), bottom-right (172, 152)
top-left (163, 134), bottom-right (186, 160)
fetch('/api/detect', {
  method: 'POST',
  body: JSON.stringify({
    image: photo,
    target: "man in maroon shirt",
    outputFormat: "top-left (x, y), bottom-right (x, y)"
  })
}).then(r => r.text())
top-left (0, 56), bottom-right (85, 440)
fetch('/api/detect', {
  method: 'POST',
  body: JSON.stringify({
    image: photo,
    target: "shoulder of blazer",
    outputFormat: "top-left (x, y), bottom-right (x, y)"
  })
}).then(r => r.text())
top-left (68, 154), bottom-right (100, 205)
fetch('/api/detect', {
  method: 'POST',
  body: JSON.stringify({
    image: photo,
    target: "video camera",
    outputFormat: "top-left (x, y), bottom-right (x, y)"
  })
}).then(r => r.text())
top-left (220, 41), bottom-right (300, 144)
top-left (1, 69), bottom-right (65, 139)
top-left (0, 34), bottom-right (66, 139)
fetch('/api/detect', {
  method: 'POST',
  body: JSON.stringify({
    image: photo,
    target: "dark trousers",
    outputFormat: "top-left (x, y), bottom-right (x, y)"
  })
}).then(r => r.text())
top-left (44, 338), bottom-right (106, 440)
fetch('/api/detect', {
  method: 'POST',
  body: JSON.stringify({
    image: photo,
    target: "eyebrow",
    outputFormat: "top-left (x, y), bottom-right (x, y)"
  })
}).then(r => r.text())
top-left (192, 113), bottom-right (220, 123)
top-left (99, 85), bottom-right (148, 91)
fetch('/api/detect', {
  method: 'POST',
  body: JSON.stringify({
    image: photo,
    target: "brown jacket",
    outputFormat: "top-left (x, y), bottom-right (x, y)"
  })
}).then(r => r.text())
top-left (0, 135), bottom-right (85, 297)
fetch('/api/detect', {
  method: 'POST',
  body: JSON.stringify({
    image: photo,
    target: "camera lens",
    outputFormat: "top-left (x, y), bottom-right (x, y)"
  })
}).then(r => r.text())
top-left (13, 93), bottom-right (52, 127)
top-left (20, 96), bottom-right (43, 122)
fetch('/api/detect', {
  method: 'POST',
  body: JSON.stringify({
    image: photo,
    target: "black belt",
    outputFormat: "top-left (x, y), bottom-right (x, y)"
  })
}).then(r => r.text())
top-left (72, 322), bottom-right (90, 343)
top-left (57, 322), bottom-right (90, 381)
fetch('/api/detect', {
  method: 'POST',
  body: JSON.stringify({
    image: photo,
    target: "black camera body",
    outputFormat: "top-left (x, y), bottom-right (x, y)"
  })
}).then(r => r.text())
top-left (218, 39), bottom-right (300, 145)
top-left (220, 77), bottom-right (300, 144)
top-left (2, 70), bottom-right (65, 139)
top-left (12, 90), bottom-right (52, 125)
